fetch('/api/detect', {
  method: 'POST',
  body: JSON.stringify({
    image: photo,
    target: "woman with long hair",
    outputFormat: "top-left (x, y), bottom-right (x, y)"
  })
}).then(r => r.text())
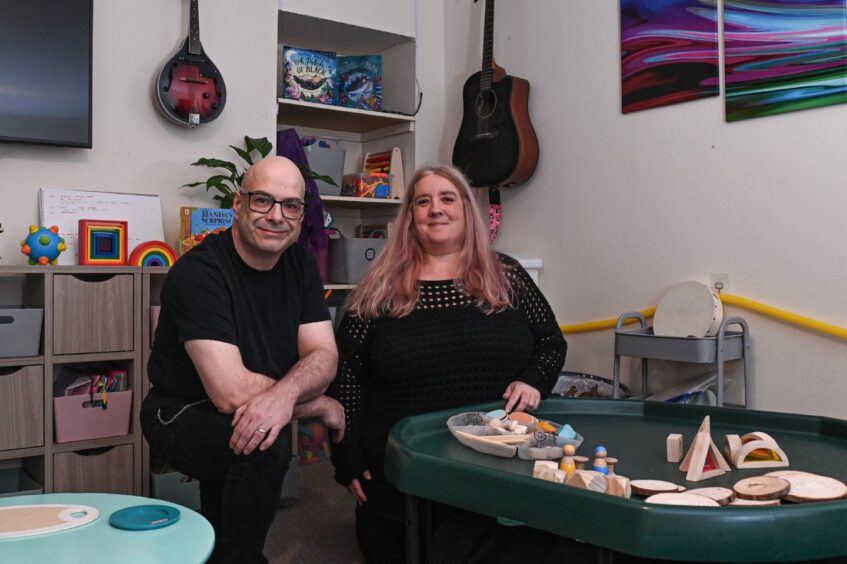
top-left (329, 164), bottom-right (566, 563)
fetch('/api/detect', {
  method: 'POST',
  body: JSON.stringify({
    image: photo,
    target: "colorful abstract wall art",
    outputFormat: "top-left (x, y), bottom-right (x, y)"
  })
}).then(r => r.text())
top-left (621, 0), bottom-right (720, 113)
top-left (724, 1), bottom-right (847, 122)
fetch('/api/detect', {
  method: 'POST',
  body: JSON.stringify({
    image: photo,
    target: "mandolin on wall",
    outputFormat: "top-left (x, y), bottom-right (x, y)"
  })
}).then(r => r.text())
top-left (155, 0), bottom-right (226, 128)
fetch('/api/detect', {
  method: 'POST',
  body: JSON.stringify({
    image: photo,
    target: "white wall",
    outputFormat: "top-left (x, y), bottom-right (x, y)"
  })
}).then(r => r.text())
top-left (3, 1), bottom-right (844, 419)
top-left (278, 0), bottom-right (415, 37)
top-left (0, 0), bottom-right (278, 263)
top-left (412, 0), bottom-right (447, 168)
top-left (439, 0), bottom-right (847, 418)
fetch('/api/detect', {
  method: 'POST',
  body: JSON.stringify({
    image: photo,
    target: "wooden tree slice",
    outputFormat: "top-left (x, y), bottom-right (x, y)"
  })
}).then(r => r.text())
top-left (764, 470), bottom-right (814, 478)
top-left (778, 473), bottom-right (847, 503)
top-left (687, 487), bottom-right (736, 506)
top-left (733, 476), bottom-right (790, 500)
top-left (645, 493), bottom-right (721, 507)
top-left (729, 497), bottom-right (781, 507)
top-left (631, 479), bottom-right (681, 496)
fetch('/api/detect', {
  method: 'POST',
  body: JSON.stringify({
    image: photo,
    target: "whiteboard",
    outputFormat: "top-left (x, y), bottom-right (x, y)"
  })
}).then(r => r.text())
top-left (39, 188), bottom-right (165, 265)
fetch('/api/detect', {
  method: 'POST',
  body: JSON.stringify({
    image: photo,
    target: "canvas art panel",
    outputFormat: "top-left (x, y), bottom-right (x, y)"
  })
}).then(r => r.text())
top-left (620, 0), bottom-right (720, 113)
top-left (724, 0), bottom-right (847, 122)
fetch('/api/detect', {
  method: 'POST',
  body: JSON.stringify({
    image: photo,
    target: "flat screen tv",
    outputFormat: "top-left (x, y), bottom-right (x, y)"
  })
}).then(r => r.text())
top-left (0, 0), bottom-right (93, 148)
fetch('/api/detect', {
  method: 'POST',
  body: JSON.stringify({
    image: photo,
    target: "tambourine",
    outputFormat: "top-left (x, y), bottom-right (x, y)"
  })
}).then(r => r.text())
top-left (653, 281), bottom-right (723, 338)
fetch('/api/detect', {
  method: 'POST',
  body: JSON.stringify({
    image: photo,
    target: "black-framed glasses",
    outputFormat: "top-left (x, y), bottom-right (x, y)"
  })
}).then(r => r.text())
top-left (241, 191), bottom-right (307, 220)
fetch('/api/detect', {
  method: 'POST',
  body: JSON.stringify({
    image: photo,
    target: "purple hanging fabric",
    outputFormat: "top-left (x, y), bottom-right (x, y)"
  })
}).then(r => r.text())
top-left (275, 128), bottom-right (329, 263)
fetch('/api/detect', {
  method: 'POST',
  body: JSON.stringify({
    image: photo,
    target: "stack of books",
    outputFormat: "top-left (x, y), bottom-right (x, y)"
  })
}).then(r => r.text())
top-left (282, 46), bottom-right (383, 111)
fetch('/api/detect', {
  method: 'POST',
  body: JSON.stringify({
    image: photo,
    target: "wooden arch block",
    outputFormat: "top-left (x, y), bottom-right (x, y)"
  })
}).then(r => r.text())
top-left (734, 432), bottom-right (789, 469)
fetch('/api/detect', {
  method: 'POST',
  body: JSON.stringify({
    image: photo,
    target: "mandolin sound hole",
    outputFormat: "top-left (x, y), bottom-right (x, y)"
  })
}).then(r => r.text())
top-left (475, 90), bottom-right (498, 119)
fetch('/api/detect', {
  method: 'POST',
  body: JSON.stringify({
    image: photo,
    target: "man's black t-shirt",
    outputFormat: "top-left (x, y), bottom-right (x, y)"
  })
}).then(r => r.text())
top-left (148, 228), bottom-right (330, 399)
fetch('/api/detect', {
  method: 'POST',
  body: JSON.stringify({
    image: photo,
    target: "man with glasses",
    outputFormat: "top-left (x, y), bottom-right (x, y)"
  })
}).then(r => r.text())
top-left (142, 156), bottom-right (343, 563)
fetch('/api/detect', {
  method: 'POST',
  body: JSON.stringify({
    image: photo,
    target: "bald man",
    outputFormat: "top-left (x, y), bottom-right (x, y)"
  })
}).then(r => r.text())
top-left (142, 156), bottom-right (342, 563)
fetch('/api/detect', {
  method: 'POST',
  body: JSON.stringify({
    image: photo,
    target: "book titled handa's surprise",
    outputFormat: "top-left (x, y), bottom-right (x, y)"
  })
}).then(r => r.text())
top-left (179, 207), bottom-right (235, 255)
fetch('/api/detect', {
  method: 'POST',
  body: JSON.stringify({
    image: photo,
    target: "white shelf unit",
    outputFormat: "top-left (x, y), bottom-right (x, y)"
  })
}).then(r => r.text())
top-left (277, 9), bottom-right (416, 244)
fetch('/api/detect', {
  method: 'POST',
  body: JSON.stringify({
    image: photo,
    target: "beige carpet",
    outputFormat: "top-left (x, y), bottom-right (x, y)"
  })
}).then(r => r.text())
top-left (265, 461), bottom-right (365, 563)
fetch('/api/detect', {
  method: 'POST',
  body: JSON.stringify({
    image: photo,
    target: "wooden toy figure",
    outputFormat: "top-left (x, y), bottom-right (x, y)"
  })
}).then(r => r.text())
top-left (559, 444), bottom-right (576, 478)
top-left (593, 445), bottom-right (609, 475)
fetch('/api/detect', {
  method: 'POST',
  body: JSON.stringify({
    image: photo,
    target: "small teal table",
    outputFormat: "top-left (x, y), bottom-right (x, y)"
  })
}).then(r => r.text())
top-left (0, 493), bottom-right (214, 564)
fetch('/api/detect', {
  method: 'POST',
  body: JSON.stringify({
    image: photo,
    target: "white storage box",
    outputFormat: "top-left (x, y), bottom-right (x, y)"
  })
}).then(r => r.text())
top-left (304, 138), bottom-right (345, 196)
top-left (0, 307), bottom-right (43, 358)
top-left (327, 238), bottom-right (386, 284)
top-left (151, 470), bottom-right (201, 510)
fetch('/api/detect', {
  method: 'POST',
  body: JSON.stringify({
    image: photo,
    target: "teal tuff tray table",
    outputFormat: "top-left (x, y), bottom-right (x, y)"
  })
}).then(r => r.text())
top-left (0, 493), bottom-right (214, 563)
top-left (385, 398), bottom-right (847, 562)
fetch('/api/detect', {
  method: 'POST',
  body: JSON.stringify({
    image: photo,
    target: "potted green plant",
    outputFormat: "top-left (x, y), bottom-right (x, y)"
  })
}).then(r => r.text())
top-left (182, 135), bottom-right (337, 208)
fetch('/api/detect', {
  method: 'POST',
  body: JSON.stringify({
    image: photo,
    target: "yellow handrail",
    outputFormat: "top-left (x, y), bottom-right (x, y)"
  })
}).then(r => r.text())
top-left (719, 294), bottom-right (847, 340)
top-left (560, 294), bottom-right (847, 340)
top-left (562, 307), bottom-right (655, 334)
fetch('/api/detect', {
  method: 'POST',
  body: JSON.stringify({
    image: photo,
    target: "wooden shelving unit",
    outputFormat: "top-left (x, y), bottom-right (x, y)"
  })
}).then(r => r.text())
top-left (0, 266), bottom-right (143, 496)
top-left (277, 7), bottom-right (416, 287)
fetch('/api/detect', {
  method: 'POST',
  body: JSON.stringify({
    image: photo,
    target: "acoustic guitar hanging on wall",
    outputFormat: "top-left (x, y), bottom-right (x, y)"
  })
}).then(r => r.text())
top-left (452, 0), bottom-right (539, 189)
top-left (155, 0), bottom-right (226, 128)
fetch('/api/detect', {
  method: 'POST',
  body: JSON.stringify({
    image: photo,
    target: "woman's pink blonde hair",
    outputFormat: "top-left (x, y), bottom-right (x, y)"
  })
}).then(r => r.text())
top-left (344, 164), bottom-right (512, 319)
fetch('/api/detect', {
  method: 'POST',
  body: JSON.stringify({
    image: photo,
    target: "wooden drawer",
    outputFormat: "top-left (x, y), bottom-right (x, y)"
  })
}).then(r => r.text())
top-left (53, 274), bottom-right (134, 354)
top-left (0, 365), bottom-right (44, 451)
top-left (53, 445), bottom-right (133, 493)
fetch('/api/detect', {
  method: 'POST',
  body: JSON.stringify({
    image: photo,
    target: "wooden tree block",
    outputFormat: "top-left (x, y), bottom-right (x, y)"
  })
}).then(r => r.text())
top-left (686, 487), bottom-right (736, 506)
top-left (733, 476), bottom-right (790, 501)
top-left (666, 433), bottom-right (683, 463)
top-left (566, 470), bottom-right (607, 493)
top-left (645, 493), bottom-right (720, 507)
top-left (729, 497), bottom-right (781, 507)
top-left (606, 475), bottom-right (631, 498)
top-left (630, 479), bottom-right (681, 497)
top-left (770, 472), bottom-right (847, 503)
top-left (724, 434), bottom-right (742, 464)
top-left (533, 460), bottom-right (565, 483)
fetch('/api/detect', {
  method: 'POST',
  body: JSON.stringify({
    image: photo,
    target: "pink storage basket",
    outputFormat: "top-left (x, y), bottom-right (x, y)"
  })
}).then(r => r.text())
top-left (53, 390), bottom-right (132, 443)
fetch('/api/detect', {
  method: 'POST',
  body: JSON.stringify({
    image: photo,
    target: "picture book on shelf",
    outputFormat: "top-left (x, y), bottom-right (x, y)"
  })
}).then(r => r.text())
top-left (282, 46), bottom-right (337, 105)
top-left (337, 55), bottom-right (382, 111)
top-left (179, 207), bottom-right (234, 255)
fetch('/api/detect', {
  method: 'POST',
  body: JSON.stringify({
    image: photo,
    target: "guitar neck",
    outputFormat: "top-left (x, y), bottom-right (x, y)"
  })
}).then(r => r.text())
top-left (188, 0), bottom-right (201, 55)
top-left (480, 0), bottom-right (494, 91)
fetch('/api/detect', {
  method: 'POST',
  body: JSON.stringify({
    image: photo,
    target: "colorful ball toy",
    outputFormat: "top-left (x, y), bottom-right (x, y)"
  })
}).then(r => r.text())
top-left (21, 225), bottom-right (66, 265)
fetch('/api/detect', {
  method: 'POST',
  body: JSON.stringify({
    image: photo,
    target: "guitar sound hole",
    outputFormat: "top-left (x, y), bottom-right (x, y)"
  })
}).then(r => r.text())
top-left (475, 91), bottom-right (497, 119)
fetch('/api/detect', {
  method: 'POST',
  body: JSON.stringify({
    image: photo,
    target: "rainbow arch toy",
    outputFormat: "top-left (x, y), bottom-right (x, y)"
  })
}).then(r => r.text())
top-left (127, 241), bottom-right (177, 267)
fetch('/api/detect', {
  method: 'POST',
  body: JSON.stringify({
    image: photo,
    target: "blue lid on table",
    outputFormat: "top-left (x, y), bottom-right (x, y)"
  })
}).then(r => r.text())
top-left (108, 505), bottom-right (180, 530)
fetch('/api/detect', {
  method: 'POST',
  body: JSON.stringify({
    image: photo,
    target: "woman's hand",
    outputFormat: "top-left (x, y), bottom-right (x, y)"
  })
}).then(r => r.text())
top-left (503, 381), bottom-right (541, 413)
top-left (348, 470), bottom-right (372, 505)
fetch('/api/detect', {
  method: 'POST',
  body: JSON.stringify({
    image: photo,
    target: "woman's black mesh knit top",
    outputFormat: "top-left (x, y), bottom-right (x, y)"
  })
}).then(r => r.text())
top-left (329, 254), bottom-right (566, 517)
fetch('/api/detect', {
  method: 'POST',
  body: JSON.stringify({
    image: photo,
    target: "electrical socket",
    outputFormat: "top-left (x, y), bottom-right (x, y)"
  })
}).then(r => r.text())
top-left (710, 273), bottom-right (729, 294)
